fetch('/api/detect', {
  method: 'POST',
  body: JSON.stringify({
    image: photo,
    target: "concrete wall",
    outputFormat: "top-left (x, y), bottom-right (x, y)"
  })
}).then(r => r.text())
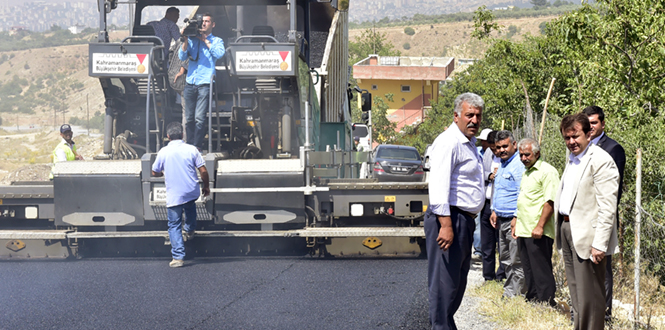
top-left (357, 79), bottom-right (439, 111)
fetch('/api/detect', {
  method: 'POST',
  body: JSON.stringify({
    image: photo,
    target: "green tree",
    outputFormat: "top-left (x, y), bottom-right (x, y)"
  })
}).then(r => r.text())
top-left (530, 0), bottom-right (549, 6)
top-left (506, 25), bottom-right (519, 38)
top-left (404, 27), bottom-right (415, 36)
top-left (403, 43), bottom-right (411, 50)
top-left (372, 94), bottom-right (397, 144)
top-left (348, 26), bottom-right (401, 66)
top-left (471, 6), bottom-right (501, 41)
top-left (538, 21), bottom-right (548, 35)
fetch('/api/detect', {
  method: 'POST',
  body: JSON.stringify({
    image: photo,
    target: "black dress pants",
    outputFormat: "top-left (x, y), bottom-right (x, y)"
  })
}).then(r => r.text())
top-left (480, 199), bottom-right (505, 280)
top-left (518, 236), bottom-right (556, 306)
top-left (425, 207), bottom-right (475, 330)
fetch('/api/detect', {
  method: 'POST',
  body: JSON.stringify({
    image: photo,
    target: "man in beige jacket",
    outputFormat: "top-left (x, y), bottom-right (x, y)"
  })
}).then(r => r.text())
top-left (554, 113), bottom-right (620, 330)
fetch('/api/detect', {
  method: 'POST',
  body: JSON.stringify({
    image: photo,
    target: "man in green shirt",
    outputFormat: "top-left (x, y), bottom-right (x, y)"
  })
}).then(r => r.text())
top-left (512, 138), bottom-right (559, 307)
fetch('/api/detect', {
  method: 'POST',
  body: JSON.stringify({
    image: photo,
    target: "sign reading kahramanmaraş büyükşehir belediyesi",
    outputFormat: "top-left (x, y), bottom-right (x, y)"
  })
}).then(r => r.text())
top-left (92, 53), bottom-right (150, 75)
top-left (236, 51), bottom-right (291, 72)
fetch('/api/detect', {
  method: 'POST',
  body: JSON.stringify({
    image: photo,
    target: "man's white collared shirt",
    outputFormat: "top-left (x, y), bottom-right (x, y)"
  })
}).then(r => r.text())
top-left (428, 123), bottom-right (485, 216)
top-left (559, 145), bottom-right (591, 216)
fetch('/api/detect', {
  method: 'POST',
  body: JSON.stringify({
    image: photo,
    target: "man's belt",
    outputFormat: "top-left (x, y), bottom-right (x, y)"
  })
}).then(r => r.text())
top-left (497, 216), bottom-right (514, 222)
top-left (451, 206), bottom-right (477, 219)
top-left (561, 214), bottom-right (570, 222)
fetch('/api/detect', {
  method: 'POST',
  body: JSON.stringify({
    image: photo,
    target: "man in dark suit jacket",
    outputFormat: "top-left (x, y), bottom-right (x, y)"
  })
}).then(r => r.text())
top-left (583, 105), bottom-right (626, 321)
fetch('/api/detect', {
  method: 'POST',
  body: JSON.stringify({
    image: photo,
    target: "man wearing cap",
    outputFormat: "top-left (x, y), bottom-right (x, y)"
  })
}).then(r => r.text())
top-left (53, 124), bottom-right (83, 163)
top-left (480, 130), bottom-right (506, 281)
top-left (477, 128), bottom-right (492, 156)
top-left (472, 128), bottom-right (493, 258)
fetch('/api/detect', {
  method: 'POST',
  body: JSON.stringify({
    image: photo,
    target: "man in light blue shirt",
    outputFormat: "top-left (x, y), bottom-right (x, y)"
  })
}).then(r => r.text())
top-left (426, 92), bottom-right (484, 330)
top-left (152, 122), bottom-right (210, 267)
top-left (179, 12), bottom-right (225, 150)
top-left (489, 130), bottom-right (526, 298)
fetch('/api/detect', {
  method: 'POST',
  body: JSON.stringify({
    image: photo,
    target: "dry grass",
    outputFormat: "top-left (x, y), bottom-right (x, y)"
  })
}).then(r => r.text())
top-left (469, 255), bottom-right (665, 329)
top-left (471, 280), bottom-right (572, 330)
top-left (349, 16), bottom-right (558, 60)
top-left (613, 263), bottom-right (665, 329)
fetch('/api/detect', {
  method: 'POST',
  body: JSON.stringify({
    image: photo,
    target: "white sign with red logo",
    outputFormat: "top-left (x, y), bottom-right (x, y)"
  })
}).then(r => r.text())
top-left (236, 51), bottom-right (291, 72)
top-left (92, 53), bottom-right (150, 75)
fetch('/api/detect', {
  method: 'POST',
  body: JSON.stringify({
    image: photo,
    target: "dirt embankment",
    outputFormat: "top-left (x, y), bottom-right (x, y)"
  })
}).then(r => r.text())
top-left (349, 16), bottom-right (556, 60)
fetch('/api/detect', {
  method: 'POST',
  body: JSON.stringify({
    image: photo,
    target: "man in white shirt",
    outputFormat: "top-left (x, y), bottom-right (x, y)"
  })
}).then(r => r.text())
top-left (479, 130), bottom-right (506, 282)
top-left (555, 113), bottom-right (619, 330)
top-left (152, 122), bottom-right (210, 267)
top-left (426, 92), bottom-right (485, 330)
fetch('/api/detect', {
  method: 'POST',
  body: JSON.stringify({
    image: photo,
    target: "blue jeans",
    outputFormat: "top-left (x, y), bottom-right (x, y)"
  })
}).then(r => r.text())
top-left (473, 213), bottom-right (482, 254)
top-left (167, 199), bottom-right (197, 260)
top-left (183, 83), bottom-right (210, 148)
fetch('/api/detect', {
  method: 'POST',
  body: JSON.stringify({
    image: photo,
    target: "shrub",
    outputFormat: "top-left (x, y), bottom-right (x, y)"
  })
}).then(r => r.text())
top-left (506, 25), bottom-right (519, 38)
top-left (403, 43), bottom-right (411, 50)
top-left (404, 27), bottom-right (415, 36)
top-left (539, 21), bottom-right (548, 35)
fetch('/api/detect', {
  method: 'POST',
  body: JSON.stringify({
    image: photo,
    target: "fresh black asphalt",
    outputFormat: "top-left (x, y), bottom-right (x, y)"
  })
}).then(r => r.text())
top-left (0, 256), bottom-right (431, 329)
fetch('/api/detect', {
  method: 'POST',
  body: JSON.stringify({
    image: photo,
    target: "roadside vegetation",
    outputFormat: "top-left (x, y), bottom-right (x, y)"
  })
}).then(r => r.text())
top-left (69, 111), bottom-right (105, 131)
top-left (349, 2), bottom-right (580, 29)
top-left (471, 281), bottom-right (571, 330)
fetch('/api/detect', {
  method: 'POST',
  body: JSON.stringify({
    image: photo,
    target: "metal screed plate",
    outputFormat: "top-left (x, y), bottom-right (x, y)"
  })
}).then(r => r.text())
top-left (52, 160), bottom-right (141, 176)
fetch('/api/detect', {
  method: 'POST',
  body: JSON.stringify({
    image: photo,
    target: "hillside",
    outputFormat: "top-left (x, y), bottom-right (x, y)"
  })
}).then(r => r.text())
top-left (0, 32), bottom-right (130, 182)
top-left (349, 16), bottom-right (556, 61)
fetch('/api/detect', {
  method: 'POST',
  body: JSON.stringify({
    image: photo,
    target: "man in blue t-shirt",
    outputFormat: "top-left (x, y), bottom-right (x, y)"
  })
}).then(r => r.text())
top-left (152, 122), bottom-right (210, 267)
top-left (489, 130), bottom-right (526, 298)
top-left (178, 12), bottom-right (225, 150)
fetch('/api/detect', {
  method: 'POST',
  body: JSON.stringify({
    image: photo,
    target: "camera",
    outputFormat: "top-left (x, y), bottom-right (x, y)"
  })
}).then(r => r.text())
top-left (182, 14), bottom-right (203, 38)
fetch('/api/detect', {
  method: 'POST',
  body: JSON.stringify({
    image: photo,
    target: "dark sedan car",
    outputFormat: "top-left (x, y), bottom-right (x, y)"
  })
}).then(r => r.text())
top-left (371, 144), bottom-right (425, 182)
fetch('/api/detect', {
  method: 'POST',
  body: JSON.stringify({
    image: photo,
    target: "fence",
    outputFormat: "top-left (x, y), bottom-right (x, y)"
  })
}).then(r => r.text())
top-left (509, 111), bottom-right (665, 329)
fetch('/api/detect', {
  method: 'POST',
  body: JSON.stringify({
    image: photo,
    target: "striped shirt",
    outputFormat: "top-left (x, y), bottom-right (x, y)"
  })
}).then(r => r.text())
top-left (147, 18), bottom-right (181, 59)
